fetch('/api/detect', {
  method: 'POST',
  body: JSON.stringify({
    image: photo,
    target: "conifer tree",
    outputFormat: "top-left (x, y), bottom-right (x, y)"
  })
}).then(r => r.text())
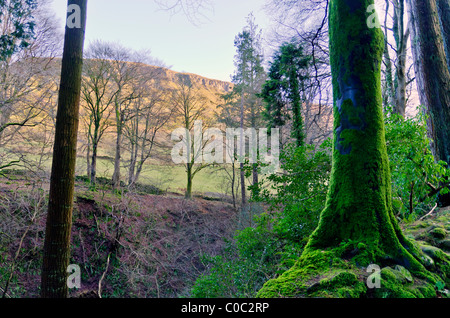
top-left (261, 41), bottom-right (310, 147)
top-left (232, 14), bottom-right (266, 204)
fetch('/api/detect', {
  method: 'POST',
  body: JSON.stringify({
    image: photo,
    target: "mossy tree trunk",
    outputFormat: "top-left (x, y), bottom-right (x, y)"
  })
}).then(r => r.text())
top-left (258, 1), bottom-right (436, 298)
top-left (305, 0), bottom-right (425, 270)
top-left (41, 0), bottom-right (87, 298)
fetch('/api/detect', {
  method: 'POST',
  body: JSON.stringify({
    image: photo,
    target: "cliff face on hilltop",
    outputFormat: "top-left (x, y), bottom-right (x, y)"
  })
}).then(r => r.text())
top-left (138, 63), bottom-right (233, 97)
top-left (161, 67), bottom-right (233, 93)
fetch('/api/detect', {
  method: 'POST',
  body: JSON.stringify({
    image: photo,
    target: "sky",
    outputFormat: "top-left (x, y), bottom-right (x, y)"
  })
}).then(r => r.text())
top-left (49, 0), bottom-right (271, 82)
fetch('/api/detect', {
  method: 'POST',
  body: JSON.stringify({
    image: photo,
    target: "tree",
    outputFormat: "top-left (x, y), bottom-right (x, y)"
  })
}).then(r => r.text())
top-left (407, 0), bottom-right (450, 206)
top-left (390, 0), bottom-right (411, 117)
top-left (232, 14), bottom-right (266, 205)
top-left (0, 0), bottom-right (59, 172)
top-left (261, 40), bottom-right (311, 147)
top-left (40, 0), bottom-right (87, 298)
top-left (171, 74), bottom-right (211, 199)
top-left (0, 0), bottom-right (37, 61)
top-left (109, 44), bottom-right (148, 189)
top-left (264, 0), bottom-right (334, 146)
top-left (126, 78), bottom-right (172, 187)
top-left (258, 0), bottom-right (441, 298)
top-left (81, 42), bottom-right (116, 185)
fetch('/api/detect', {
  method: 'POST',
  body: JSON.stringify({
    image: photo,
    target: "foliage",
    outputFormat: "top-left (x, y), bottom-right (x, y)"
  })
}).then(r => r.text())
top-left (0, 0), bottom-right (37, 61)
top-left (190, 141), bottom-right (332, 297)
top-left (260, 40), bottom-right (311, 146)
top-left (384, 108), bottom-right (450, 220)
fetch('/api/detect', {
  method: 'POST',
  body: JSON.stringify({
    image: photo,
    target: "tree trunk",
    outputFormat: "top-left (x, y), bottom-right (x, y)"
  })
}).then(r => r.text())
top-left (407, 0), bottom-right (450, 206)
top-left (86, 132), bottom-right (91, 177)
top-left (40, 0), bottom-right (87, 298)
top-left (186, 162), bottom-right (193, 199)
top-left (393, 0), bottom-right (410, 117)
top-left (112, 115), bottom-right (123, 189)
top-left (383, 0), bottom-right (395, 108)
top-left (305, 0), bottom-right (422, 267)
top-left (89, 126), bottom-right (99, 184)
top-left (407, 0), bottom-right (450, 163)
top-left (437, 0), bottom-right (450, 70)
top-left (240, 93), bottom-right (246, 206)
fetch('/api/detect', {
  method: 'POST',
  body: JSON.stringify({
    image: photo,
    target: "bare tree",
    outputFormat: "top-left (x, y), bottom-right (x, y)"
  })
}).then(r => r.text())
top-left (108, 44), bottom-right (151, 189)
top-left (81, 41), bottom-right (117, 184)
top-left (125, 73), bottom-right (173, 187)
top-left (0, 0), bottom-right (62, 172)
top-left (171, 74), bottom-right (214, 199)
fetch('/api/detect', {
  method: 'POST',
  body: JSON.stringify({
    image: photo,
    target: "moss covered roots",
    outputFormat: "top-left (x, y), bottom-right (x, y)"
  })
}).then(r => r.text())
top-left (257, 0), bottom-right (448, 298)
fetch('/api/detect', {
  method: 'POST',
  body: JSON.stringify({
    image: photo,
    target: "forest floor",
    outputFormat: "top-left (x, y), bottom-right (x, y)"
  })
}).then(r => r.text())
top-left (0, 171), bottom-right (242, 298)
top-left (0, 170), bottom-right (449, 298)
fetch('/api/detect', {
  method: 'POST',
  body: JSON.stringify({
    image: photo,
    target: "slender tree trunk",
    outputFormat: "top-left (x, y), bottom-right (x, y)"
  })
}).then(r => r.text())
top-left (112, 113), bottom-right (123, 189)
top-left (239, 93), bottom-right (246, 206)
top-left (186, 162), bottom-right (193, 199)
top-left (41, 0), bottom-right (87, 298)
top-left (231, 159), bottom-right (236, 210)
top-left (90, 142), bottom-right (97, 184)
top-left (90, 127), bottom-right (99, 184)
top-left (86, 132), bottom-right (91, 177)
top-left (392, 0), bottom-right (410, 117)
top-left (383, 0), bottom-right (395, 108)
top-left (128, 119), bottom-right (138, 187)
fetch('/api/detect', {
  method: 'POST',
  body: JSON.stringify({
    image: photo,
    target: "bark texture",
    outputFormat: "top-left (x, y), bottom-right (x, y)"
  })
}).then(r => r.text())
top-left (41, 0), bottom-right (87, 298)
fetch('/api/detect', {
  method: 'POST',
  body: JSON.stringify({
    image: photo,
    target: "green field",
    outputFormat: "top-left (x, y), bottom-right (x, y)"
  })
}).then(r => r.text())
top-left (11, 152), bottom-right (236, 196)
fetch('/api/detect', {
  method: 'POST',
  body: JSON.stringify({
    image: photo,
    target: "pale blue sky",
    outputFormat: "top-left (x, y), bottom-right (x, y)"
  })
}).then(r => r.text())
top-left (49, 0), bottom-right (270, 82)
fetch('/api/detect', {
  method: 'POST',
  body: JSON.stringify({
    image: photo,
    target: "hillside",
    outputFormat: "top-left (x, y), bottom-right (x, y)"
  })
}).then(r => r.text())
top-left (0, 172), bottom-right (240, 298)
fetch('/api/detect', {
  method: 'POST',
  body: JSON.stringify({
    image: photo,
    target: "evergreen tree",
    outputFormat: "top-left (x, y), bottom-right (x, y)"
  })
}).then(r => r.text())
top-left (261, 41), bottom-right (311, 147)
top-left (0, 0), bottom-right (37, 61)
top-left (231, 13), bottom-right (266, 205)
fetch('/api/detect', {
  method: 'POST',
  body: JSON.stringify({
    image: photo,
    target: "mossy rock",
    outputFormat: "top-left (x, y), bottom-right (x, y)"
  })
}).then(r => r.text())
top-left (256, 250), bottom-right (367, 298)
top-left (439, 239), bottom-right (450, 252)
top-left (369, 266), bottom-right (437, 298)
top-left (429, 227), bottom-right (448, 240)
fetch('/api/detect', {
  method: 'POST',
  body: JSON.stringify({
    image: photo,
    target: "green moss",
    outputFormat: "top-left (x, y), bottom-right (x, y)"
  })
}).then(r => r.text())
top-left (373, 267), bottom-right (437, 298)
top-left (429, 227), bottom-right (448, 239)
top-left (256, 249), bottom-right (367, 298)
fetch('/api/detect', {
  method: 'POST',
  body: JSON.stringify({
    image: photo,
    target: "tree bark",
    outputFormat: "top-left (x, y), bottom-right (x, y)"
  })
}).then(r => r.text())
top-left (240, 94), bottom-right (246, 206)
top-left (40, 0), bottom-right (87, 298)
top-left (305, 0), bottom-right (425, 270)
top-left (407, 0), bottom-right (450, 207)
top-left (393, 0), bottom-right (410, 117)
top-left (112, 112), bottom-right (123, 189)
top-left (186, 162), bottom-right (193, 199)
top-left (437, 0), bottom-right (450, 70)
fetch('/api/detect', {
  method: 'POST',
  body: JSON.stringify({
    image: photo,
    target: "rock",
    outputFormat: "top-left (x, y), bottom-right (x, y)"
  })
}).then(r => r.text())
top-left (429, 227), bottom-right (448, 239)
top-left (394, 265), bottom-right (413, 283)
top-left (439, 239), bottom-right (450, 252)
top-left (381, 266), bottom-right (413, 285)
top-left (420, 244), bottom-right (449, 265)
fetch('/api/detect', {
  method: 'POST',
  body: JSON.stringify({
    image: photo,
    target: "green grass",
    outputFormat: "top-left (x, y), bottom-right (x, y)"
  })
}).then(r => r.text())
top-left (11, 152), bottom-right (236, 195)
